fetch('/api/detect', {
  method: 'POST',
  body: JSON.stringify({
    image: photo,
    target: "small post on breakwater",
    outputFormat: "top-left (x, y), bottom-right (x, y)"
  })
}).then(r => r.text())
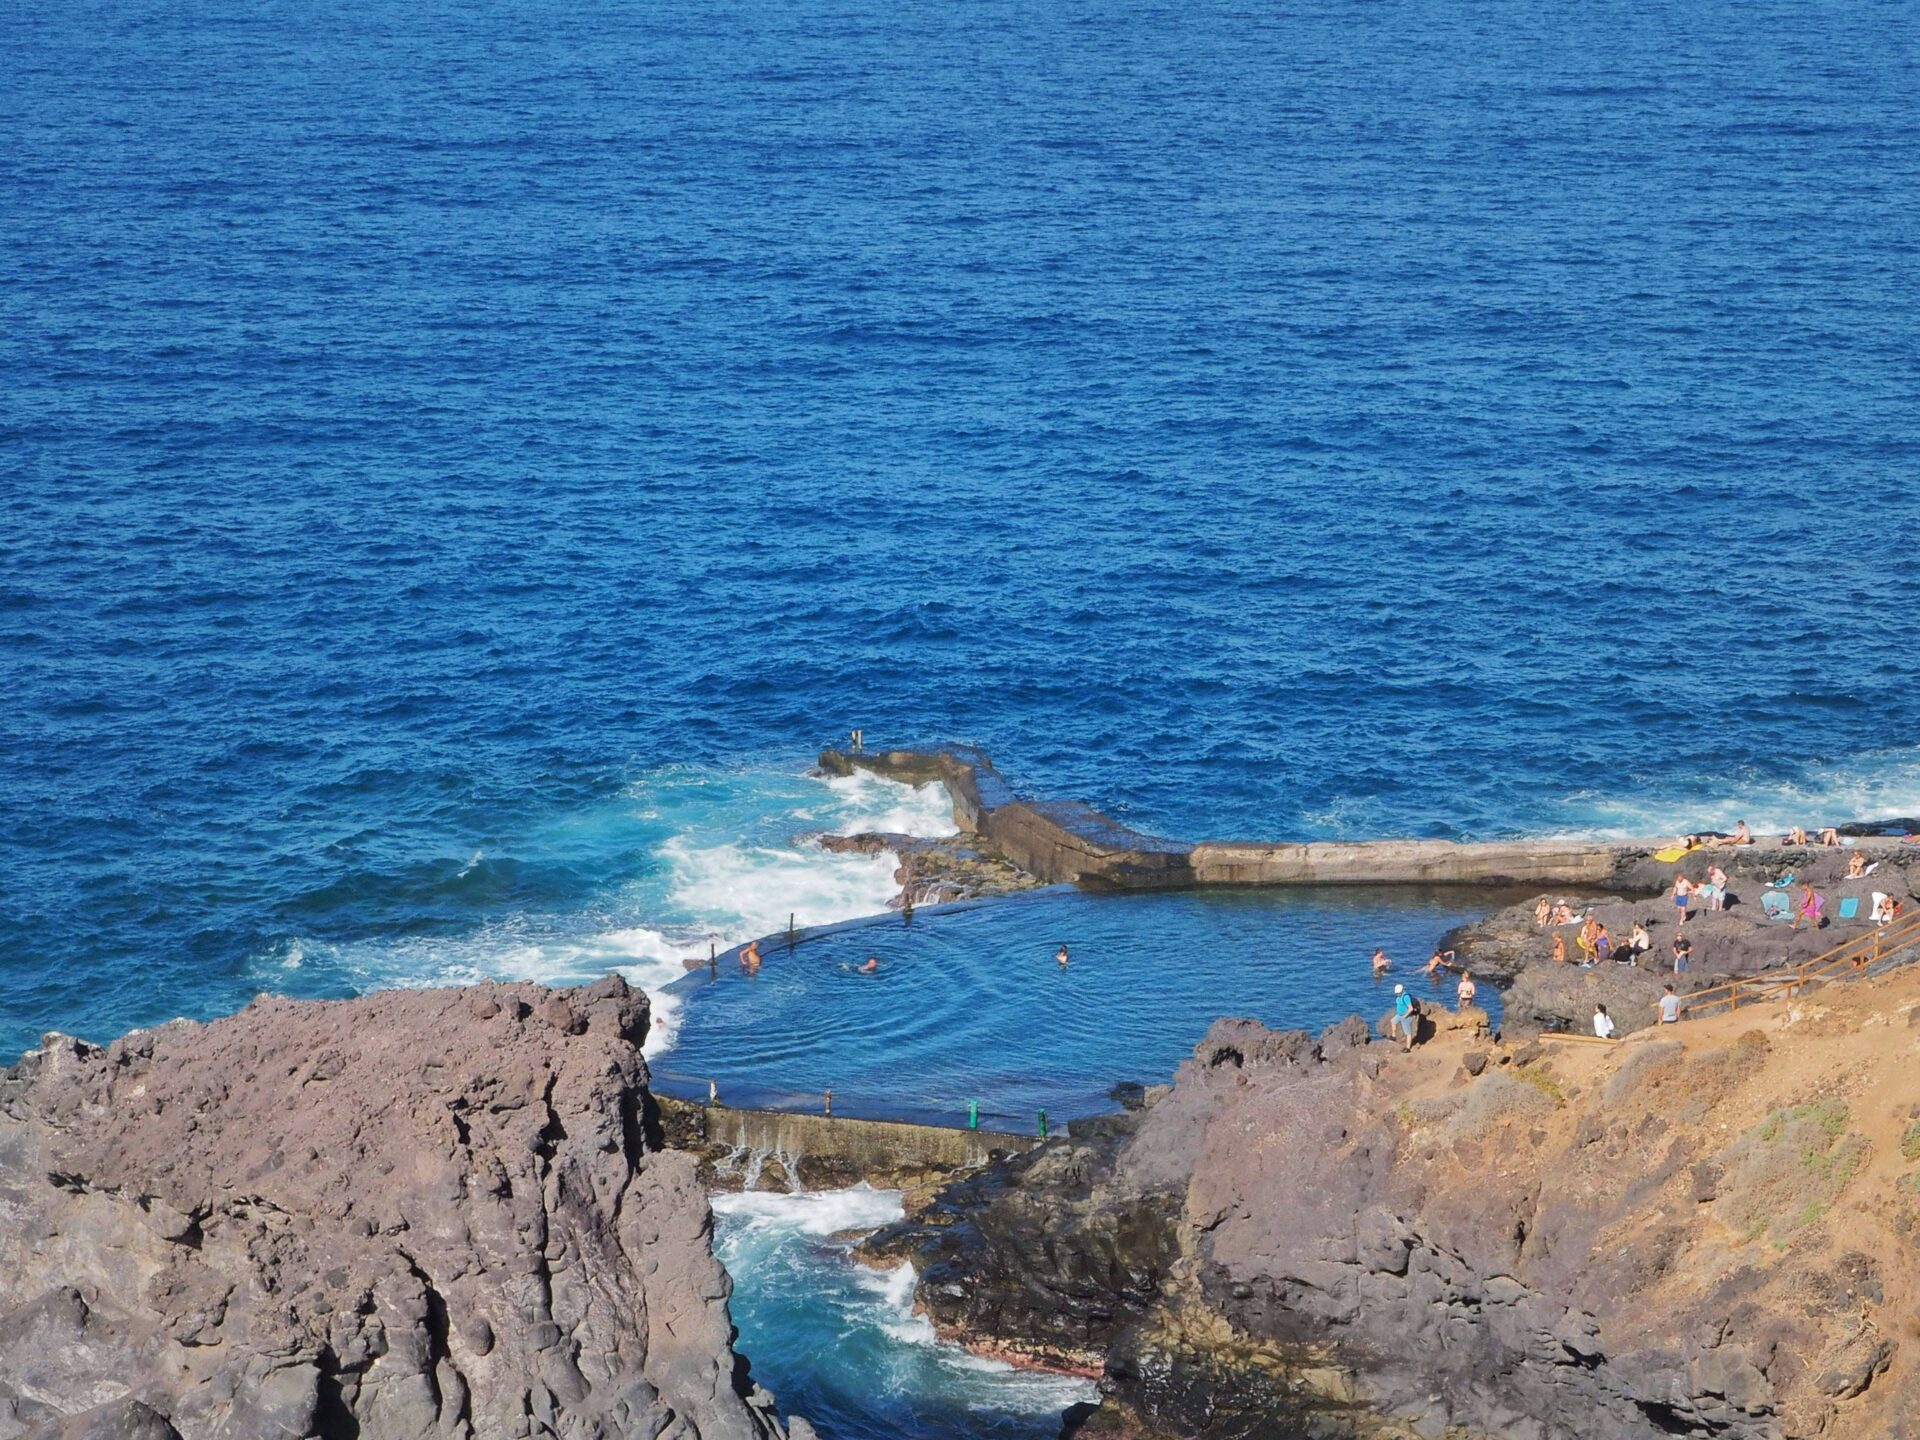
top-left (824, 1088), bottom-right (833, 1118)
top-left (708, 941), bottom-right (716, 976)
top-left (1036, 1109), bottom-right (1047, 1139)
top-left (967, 1099), bottom-right (979, 1130)
top-left (788, 912), bottom-right (796, 950)
top-left (707, 1078), bottom-right (718, 1107)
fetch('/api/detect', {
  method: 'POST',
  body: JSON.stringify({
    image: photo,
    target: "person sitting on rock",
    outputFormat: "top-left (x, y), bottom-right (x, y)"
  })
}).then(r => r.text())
top-left (1553, 901), bottom-right (1575, 926)
top-left (1819, 827), bottom-right (1842, 847)
top-left (1787, 826), bottom-right (1809, 846)
top-left (1593, 1004), bottom-right (1616, 1039)
top-left (1455, 970), bottom-right (1477, 1010)
top-left (1534, 897), bottom-right (1552, 928)
top-left (1730, 820), bottom-right (1753, 845)
top-left (1392, 985), bottom-right (1417, 1051)
top-left (1847, 851), bottom-right (1868, 879)
top-left (1655, 984), bottom-right (1684, 1024)
top-left (1594, 926), bottom-right (1614, 963)
top-left (1627, 920), bottom-right (1652, 963)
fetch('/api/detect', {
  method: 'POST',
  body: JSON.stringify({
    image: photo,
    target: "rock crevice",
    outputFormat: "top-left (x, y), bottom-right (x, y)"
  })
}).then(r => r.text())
top-left (0, 979), bottom-right (806, 1440)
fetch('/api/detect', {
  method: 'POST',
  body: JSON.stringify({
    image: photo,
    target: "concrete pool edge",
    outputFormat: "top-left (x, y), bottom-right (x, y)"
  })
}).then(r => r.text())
top-left (821, 744), bottom-right (1918, 893)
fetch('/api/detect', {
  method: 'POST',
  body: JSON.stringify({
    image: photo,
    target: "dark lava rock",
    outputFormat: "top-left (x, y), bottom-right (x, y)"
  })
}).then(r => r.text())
top-left (0, 980), bottom-right (805, 1440)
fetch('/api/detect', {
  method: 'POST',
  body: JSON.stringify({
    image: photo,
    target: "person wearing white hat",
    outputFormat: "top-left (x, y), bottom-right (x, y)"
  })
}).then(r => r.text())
top-left (1392, 984), bottom-right (1416, 1051)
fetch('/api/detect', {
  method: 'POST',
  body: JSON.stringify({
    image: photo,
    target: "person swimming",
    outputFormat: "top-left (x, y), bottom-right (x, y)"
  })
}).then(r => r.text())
top-left (1055, 944), bottom-right (1070, 967)
top-left (740, 940), bottom-right (763, 972)
top-left (1425, 947), bottom-right (1455, 977)
top-left (858, 955), bottom-right (880, 974)
top-left (1372, 949), bottom-right (1392, 976)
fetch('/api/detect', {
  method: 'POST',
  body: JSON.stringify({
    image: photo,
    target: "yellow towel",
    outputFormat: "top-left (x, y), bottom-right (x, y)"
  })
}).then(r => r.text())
top-left (1652, 846), bottom-right (1689, 863)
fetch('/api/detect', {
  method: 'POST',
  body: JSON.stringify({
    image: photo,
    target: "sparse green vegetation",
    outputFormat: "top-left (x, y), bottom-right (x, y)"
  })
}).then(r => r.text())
top-left (1513, 1068), bottom-right (1565, 1106)
top-left (1900, 1120), bottom-right (1920, 1162)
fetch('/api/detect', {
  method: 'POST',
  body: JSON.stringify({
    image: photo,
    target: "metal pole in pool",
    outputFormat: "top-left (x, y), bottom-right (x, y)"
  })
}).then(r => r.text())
top-left (1036, 1109), bottom-right (1047, 1139)
top-left (788, 912), bottom-right (795, 949)
top-left (824, 1088), bottom-right (833, 1117)
top-left (968, 1100), bottom-right (978, 1130)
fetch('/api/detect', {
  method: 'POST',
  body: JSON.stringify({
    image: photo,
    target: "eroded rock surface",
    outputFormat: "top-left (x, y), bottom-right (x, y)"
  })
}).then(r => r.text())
top-left (0, 979), bottom-right (805, 1440)
top-left (876, 980), bottom-right (1920, 1439)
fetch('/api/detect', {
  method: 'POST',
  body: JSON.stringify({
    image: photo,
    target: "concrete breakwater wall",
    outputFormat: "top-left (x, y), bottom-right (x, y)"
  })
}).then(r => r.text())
top-left (657, 1094), bottom-right (1040, 1189)
top-left (821, 746), bottom-right (1661, 892)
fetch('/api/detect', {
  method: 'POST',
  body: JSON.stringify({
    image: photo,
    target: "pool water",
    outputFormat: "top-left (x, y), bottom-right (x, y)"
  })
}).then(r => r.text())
top-left (663, 886), bottom-right (1496, 1126)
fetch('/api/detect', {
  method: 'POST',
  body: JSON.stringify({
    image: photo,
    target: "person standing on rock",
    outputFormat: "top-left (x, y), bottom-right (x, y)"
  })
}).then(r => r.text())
top-left (1672, 875), bottom-right (1694, 925)
top-left (1705, 864), bottom-right (1730, 910)
top-left (1552, 932), bottom-right (1568, 965)
top-left (1671, 933), bottom-right (1692, 973)
top-left (1593, 1004), bottom-right (1615, 1038)
top-left (1392, 985), bottom-right (1416, 1050)
top-left (1455, 971), bottom-right (1477, 1010)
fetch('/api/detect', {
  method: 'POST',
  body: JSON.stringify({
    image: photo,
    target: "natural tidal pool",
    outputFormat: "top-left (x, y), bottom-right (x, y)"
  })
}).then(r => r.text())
top-left (663, 886), bottom-right (1498, 1127)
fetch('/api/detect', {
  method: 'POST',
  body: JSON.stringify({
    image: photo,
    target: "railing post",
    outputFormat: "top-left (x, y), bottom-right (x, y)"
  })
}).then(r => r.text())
top-left (1730, 983), bottom-right (1739, 1012)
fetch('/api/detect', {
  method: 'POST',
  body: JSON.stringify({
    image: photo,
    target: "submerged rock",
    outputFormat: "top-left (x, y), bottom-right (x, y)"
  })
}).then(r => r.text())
top-left (0, 979), bottom-right (801, 1440)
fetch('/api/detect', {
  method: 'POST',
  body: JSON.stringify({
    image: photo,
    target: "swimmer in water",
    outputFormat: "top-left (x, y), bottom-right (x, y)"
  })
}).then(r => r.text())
top-left (1056, 945), bottom-right (1070, 967)
top-left (1424, 948), bottom-right (1455, 978)
top-left (740, 940), bottom-right (762, 973)
top-left (859, 955), bottom-right (879, 974)
top-left (1371, 949), bottom-right (1392, 976)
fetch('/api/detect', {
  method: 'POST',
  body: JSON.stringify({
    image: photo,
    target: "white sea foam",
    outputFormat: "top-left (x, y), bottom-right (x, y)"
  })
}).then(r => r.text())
top-left (663, 835), bottom-right (905, 942)
top-left (1548, 744), bottom-right (1920, 840)
top-left (712, 1187), bottom-right (1099, 1411)
top-left (289, 921), bottom-right (697, 1054)
top-left (820, 770), bottom-right (955, 838)
top-left (256, 767), bottom-right (956, 1058)
top-left (711, 1182), bottom-right (906, 1235)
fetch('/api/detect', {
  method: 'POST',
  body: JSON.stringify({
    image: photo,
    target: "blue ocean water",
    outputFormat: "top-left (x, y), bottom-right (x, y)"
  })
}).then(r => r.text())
top-left (5, 0), bottom-right (1919, 1434)
top-left (713, 1189), bottom-right (1096, 1440)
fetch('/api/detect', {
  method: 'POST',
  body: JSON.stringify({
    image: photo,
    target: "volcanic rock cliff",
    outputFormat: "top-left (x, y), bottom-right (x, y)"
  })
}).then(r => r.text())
top-left (0, 978), bottom-right (809, 1440)
top-left (872, 973), bottom-right (1920, 1439)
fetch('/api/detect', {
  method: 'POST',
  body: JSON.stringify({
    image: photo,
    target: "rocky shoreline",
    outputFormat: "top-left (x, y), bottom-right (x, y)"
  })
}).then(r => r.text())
top-left (868, 974), bottom-right (1920, 1439)
top-left (0, 979), bottom-right (813, 1440)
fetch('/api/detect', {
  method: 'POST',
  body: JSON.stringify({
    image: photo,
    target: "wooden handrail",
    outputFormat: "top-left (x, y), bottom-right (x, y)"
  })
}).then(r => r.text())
top-left (1682, 911), bottom-right (1920, 1017)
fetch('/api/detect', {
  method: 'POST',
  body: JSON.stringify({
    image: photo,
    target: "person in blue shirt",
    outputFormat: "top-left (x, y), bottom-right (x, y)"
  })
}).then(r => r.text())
top-left (1392, 984), bottom-right (1417, 1051)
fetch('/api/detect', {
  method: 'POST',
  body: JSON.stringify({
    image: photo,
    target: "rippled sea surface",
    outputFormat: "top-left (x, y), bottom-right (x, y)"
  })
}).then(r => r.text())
top-left (7, 0), bottom-right (1917, 1434)
top-left (664, 887), bottom-right (1494, 1123)
top-left (7, 0), bottom-right (1920, 1055)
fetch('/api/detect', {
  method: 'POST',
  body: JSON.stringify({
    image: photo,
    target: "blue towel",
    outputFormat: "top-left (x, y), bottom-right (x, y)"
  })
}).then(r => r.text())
top-left (1761, 891), bottom-right (1790, 920)
top-left (1838, 896), bottom-right (1860, 920)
